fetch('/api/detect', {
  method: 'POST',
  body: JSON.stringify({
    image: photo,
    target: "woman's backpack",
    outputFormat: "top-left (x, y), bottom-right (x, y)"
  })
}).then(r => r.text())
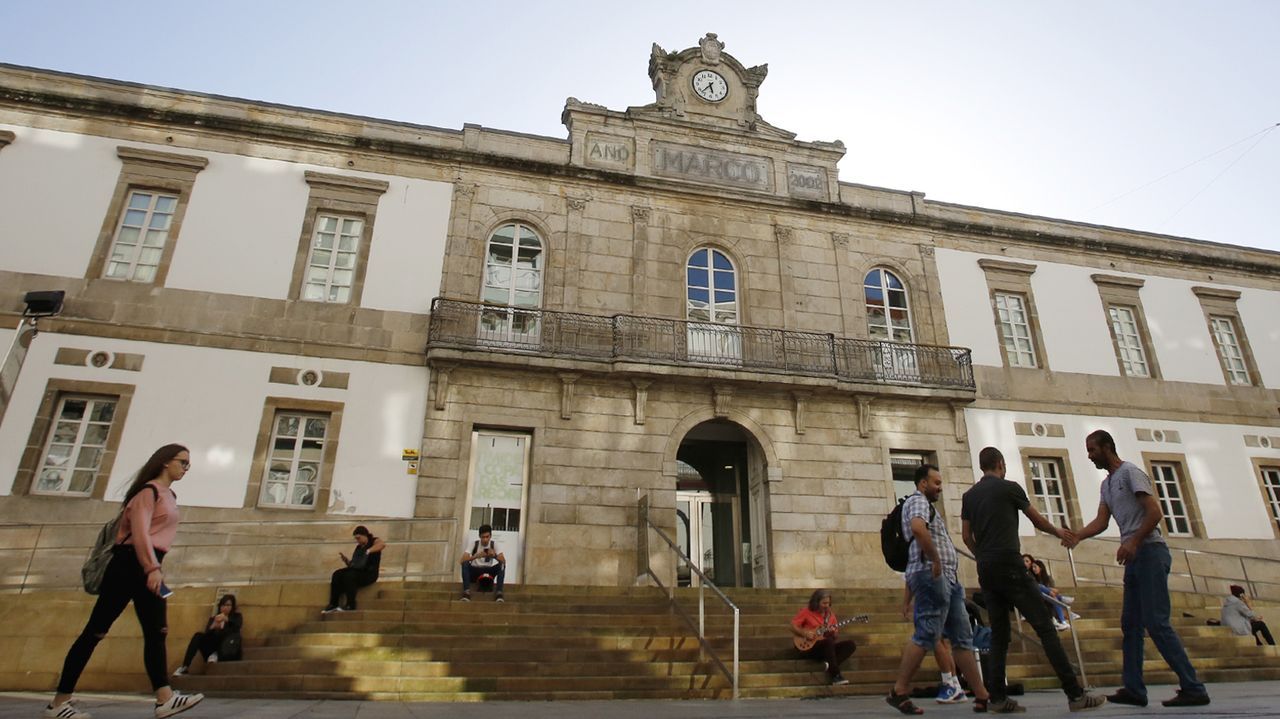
top-left (218, 631), bottom-right (243, 661)
top-left (81, 485), bottom-right (158, 595)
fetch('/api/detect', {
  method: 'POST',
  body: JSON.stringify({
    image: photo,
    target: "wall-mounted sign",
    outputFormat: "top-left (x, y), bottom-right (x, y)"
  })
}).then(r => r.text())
top-left (402, 449), bottom-right (419, 461)
top-left (650, 141), bottom-right (772, 191)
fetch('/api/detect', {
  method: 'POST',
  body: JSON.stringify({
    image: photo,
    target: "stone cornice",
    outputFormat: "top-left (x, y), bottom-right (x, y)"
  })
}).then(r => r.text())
top-left (1191, 286), bottom-right (1242, 302)
top-left (303, 170), bottom-right (390, 195)
top-left (1091, 273), bottom-right (1146, 289)
top-left (116, 145), bottom-right (208, 172)
top-left (978, 259), bottom-right (1037, 276)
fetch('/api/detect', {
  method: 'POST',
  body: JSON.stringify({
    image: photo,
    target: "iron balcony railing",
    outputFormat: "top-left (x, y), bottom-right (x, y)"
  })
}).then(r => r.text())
top-left (427, 298), bottom-right (976, 390)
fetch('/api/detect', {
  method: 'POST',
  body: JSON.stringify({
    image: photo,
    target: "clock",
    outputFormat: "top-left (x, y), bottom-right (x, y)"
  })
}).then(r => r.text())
top-left (691, 69), bottom-right (728, 103)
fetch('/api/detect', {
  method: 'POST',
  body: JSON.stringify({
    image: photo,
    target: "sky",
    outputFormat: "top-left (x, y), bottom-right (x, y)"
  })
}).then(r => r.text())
top-left (2, 1), bottom-right (1277, 253)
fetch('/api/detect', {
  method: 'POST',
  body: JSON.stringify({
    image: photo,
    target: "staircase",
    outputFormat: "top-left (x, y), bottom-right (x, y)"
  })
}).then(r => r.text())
top-left (172, 582), bottom-right (1280, 701)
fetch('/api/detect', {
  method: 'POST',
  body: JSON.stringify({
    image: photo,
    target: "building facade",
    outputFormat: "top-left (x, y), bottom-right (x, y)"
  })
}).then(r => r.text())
top-left (1, 35), bottom-right (1277, 594)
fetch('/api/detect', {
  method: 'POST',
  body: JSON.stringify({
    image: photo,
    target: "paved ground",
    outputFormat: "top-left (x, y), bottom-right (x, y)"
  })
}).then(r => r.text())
top-left (1, 682), bottom-right (1274, 719)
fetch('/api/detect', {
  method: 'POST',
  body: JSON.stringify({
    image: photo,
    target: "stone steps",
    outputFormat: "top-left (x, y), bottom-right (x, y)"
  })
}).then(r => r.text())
top-left (169, 581), bottom-right (1280, 701)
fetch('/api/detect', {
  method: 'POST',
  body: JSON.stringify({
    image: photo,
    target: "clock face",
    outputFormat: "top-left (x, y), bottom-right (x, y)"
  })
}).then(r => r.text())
top-left (691, 70), bottom-right (728, 103)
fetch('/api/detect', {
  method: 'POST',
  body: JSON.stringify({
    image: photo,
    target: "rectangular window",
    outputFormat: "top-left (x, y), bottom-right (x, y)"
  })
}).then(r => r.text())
top-left (1108, 305), bottom-right (1150, 377)
top-left (1028, 457), bottom-right (1070, 527)
top-left (1150, 461), bottom-right (1192, 536)
top-left (994, 292), bottom-right (1037, 368)
top-left (1261, 466), bottom-right (1280, 533)
top-left (104, 190), bottom-right (178, 282)
top-left (259, 411), bottom-right (329, 508)
top-left (889, 450), bottom-right (932, 503)
top-left (34, 395), bottom-right (118, 496)
top-left (1209, 316), bottom-right (1250, 385)
top-left (302, 215), bottom-right (363, 303)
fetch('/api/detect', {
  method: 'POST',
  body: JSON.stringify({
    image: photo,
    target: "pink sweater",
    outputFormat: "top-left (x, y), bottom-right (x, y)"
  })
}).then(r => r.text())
top-left (115, 480), bottom-right (180, 573)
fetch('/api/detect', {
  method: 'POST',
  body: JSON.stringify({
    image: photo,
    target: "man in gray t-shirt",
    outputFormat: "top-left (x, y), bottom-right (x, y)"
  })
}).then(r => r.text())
top-left (1065, 429), bottom-right (1208, 708)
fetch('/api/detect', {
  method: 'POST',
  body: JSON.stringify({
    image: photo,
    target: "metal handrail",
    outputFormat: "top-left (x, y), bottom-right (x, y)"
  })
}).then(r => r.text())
top-left (427, 297), bottom-right (976, 390)
top-left (637, 495), bottom-right (740, 699)
top-left (955, 546), bottom-right (1091, 689)
top-left (1062, 536), bottom-right (1280, 601)
top-left (1, 516), bottom-right (458, 593)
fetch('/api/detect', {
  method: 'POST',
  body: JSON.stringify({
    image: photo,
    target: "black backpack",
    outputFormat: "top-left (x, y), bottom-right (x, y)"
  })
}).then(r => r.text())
top-left (880, 497), bottom-right (935, 572)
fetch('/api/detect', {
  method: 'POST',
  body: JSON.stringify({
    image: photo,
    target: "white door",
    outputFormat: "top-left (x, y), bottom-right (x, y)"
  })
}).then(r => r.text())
top-left (676, 490), bottom-right (716, 586)
top-left (464, 430), bottom-right (531, 582)
top-left (746, 443), bottom-right (771, 588)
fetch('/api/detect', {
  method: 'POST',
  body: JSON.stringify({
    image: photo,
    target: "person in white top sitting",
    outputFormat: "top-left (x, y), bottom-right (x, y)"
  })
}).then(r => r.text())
top-left (459, 524), bottom-right (506, 603)
top-left (1222, 584), bottom-right (1274, 646)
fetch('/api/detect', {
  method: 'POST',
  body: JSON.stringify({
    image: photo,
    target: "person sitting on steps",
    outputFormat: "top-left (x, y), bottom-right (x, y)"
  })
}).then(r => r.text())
top-left (322, 525), bottom-right (385, 614)
top-left (173, 594), bottom-right (242, 676)
top-left (460, 524), bottom-right (506, 603)
top-left (789, 588), bottom-right (856, 686)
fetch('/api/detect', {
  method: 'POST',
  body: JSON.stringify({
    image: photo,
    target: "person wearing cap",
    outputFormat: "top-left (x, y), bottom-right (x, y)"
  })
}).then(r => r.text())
top-left (1222, 585), bottom-right (1274, 646)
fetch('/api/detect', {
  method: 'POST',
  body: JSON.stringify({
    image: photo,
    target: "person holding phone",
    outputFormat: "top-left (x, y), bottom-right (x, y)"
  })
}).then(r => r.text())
top-left (322, 526), bottom-right (385, 614)
top-left (45, 443), bottom-right (204, 719)
top-left (173, 594), bottom-right (243, 676)
top-left (459, 524), bottom-right (506, 602)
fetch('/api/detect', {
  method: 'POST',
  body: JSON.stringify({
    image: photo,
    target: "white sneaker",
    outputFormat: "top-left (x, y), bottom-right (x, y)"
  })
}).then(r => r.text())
top-left (1060, 595), bottom-right (1075, 605)
top-left (206, 652), bottom-right (217, 664)
top-left (171, 666), bottom-right (187, 677)
top-left (1053, 619), bottom-right (1071, 631)
top-left (155, 692), bottom-right (203, 718)
top-left (1070, 612), bottom-right (1082, 620)
top-left (43, 700), bottom-right (91, 719)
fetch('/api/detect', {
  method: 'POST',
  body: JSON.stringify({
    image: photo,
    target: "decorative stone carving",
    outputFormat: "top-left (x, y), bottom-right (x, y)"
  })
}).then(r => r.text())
top-left (559, 373), bottom-right (580, 420)
top-left (631, 206), bottom-right (651, 223)
top-left (856, 395), bottom-right (874, 438)
top-left (792, 391), bottom-right (811, 435)
top-left (774, 226), bottom-right (793, 244)
top-left (951, 401), bottom-right (968, 443)
top-left (713, 385), bottom-right (734, 418)
top-left (699, 33), bottom-right (725, 64)
top-left (832, 232), bottom-right (849, 248)
top-left (567, 197), bottom-right (587, 212)
top-left (631, 379), bottom-right (652, 425)
top-left (433, 364), bottom-right (454, 411)
top-left (453, 183), bottom-right (476, 199)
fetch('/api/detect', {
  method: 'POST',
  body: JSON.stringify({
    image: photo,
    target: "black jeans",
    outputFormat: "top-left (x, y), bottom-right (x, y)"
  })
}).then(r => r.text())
top-left (329, 567), bottom-right (377, 609)
top-left (58, 546), bottom-right (168, 693)
top-left (1254, 619), bottom-right (1276, 646)
top-left (977, 559), bottom-right (1083, 701)
top-left (798, 637), bottom-right (856, 678)
top-left (181, 630), bottom-right (224, 667)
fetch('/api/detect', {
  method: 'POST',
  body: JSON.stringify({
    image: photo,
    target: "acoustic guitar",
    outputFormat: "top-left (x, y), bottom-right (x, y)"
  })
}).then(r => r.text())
top-left (793, 614), bottom-right (870, 652)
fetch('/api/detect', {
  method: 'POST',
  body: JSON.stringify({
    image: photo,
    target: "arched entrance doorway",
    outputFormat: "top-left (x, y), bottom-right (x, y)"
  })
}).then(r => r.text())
top-left (674, 419), bottom-right (771, 588)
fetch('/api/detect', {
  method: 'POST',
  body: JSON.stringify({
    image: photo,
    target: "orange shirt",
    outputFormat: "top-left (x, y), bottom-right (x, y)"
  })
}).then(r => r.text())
top-left (792, 607), bottom-right (839, 637)
top-left (115, 481), bottom-right (180, 571)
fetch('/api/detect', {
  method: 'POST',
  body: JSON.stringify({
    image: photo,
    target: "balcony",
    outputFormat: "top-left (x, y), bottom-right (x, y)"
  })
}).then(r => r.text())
top-left (426, 298), bottom-right (975, 392)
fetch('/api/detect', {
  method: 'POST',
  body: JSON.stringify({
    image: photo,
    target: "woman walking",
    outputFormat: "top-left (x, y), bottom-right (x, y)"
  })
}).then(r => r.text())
top-left (44, 444), bottom-right (203, 719)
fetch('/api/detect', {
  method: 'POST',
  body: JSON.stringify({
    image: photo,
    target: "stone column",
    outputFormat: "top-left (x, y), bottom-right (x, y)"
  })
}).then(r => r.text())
top-left (630, 206), bottom-right (652, 313)
top-left (441, 182), bottom-right (478, 299)
top-left (775, 225), bottom-right (796, 329)
top-left (831, 232), bottom-right (860, 337)
top-left (561, 196), bottom-right (588, 310)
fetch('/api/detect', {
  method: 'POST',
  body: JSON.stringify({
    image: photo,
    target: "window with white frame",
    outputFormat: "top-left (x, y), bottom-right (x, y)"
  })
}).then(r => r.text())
top-left (1028, 457), bottom-right (1070, 527)
top-left (686, 248), bottom-right (738, 325)
top-left (1150, 461), bottom-right (1193, 536)
top-left (34, 395), bottom-right (118, 496)
top-left (480, 222), bottom-right (543, 339)
top-left (994, 292), bottom-right (1037, 368)
top-left (259, 412), bottom-right (328, 508)
top-left (1261, 466), bottom-right (1280, 533)
top-left (1209, 316), bottom-right (1251, 385)
top-left (303, 215), bottom-right (363, 302)
top-left (864, 269), bottom-right (913, 342)
top-left (1108, 305), bottom-right (1151, 377)
top-left (104, 190), bottom-right (177, 282)
top-left (889, 450), bottom-right (932, 503)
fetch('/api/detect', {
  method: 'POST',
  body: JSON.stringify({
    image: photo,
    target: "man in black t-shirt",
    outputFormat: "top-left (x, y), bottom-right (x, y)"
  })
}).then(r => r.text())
top-left (960, 446), bottom-right (1103, 713)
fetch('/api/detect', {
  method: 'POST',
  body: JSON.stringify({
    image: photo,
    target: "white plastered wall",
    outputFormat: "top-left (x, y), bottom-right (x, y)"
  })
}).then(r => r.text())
top-left (0, 123), bottom-right (451, 311)
top-left (0, 332), bottom-right (427, 518)
top-left (963, 407), bottom-right (1280, 540)
top-left (935, 248), bottom-right (1278, 385)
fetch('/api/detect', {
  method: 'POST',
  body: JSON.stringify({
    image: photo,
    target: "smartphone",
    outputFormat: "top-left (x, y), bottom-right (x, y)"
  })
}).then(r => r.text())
top-left (159, 583), bottom-right (174, 599)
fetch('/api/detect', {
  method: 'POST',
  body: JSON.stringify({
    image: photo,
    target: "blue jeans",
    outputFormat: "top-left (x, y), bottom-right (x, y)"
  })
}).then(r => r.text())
top-left (906, 570), bottom-right (974, 651)
top-left (1039, 584), bottom-right (1065, 622)
top-left (462, 562), bottom-right (505, 593)
top-left (1121, 543), bottom-right (1206, 698)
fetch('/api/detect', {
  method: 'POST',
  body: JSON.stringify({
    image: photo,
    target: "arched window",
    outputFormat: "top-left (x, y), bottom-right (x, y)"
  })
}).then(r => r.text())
top-left (483, 222), bottom-right (543, 308)
top-left (481, 222), bottom-right (543, 340)
top-left (864, 268), bottom-right (913, 342)
top-left (686, 248), bottom-right (737, 325)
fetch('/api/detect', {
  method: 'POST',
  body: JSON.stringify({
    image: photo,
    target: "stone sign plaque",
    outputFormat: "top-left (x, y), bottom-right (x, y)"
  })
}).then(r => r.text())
top-left (650, 141), bottom-right (772, 191)
top-left (786, 163), bottom-right (827, 200)
top-left (584, 133), bottom-right (634, 170)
